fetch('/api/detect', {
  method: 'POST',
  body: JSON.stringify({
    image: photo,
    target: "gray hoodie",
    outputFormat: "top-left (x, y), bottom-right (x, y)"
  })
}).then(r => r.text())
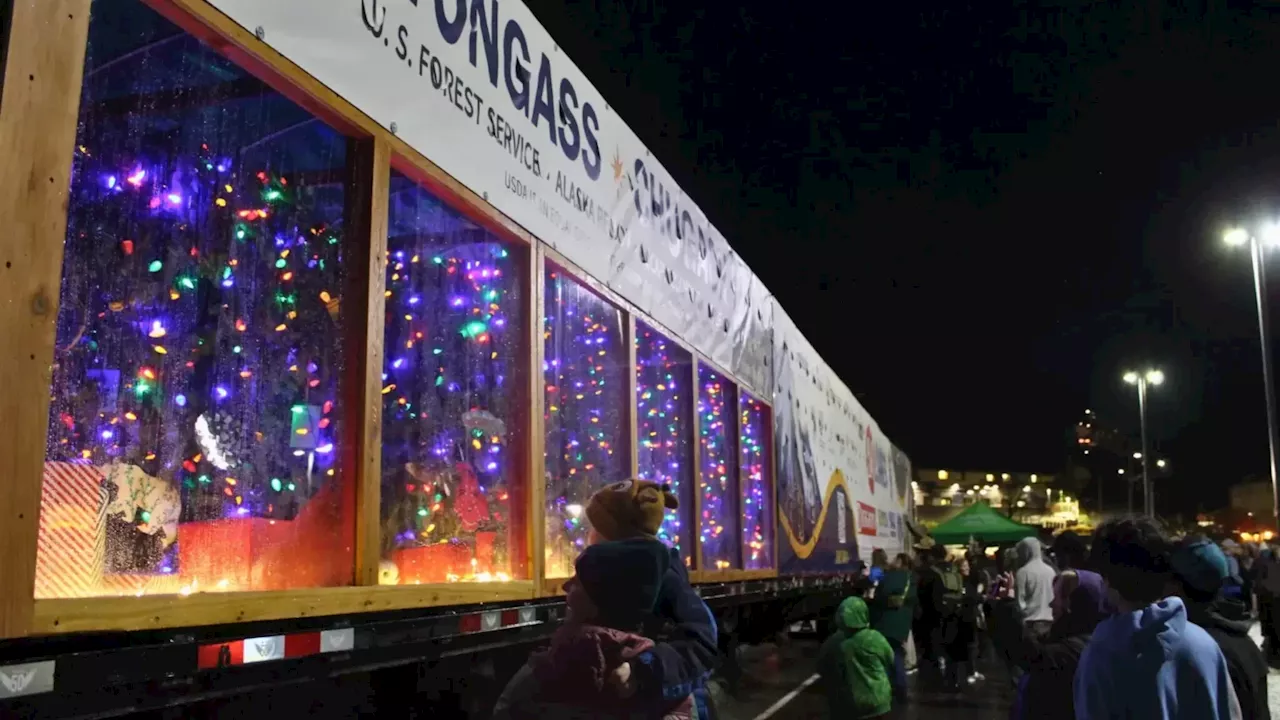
top-left (1014, 537), bottom-right (1056, 623)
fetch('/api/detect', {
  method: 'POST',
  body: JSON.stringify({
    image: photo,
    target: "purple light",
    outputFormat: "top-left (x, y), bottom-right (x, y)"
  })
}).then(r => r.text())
top-left (392, 358), bottom-right (405, 369)
top-left (126, 167), bottom-right (146, 186)
top-left (307, 362), bottom-right (318, 373)
top-left (217, 159), bottom-right (230, 172)
top-left (236, 507), bottom-right (250, 516)
top-left (101, 429), bottom-right (113, 440)
top-left (166, 193), bottom-right (182, 205)
top-left (105, 175), bottom-right (117, 189)
top-left (215, 386), bottom-right (229, 400)
top-left (408, 296), bottom-right (420, 305)
top-left (221, 278), bottom-right (234, 288)
top-left (486, 461), bottom-right (498, 471)
top-left (450, 297), bottom-right (464, 307)
top-left (316, 443), bottom-right (334, 454)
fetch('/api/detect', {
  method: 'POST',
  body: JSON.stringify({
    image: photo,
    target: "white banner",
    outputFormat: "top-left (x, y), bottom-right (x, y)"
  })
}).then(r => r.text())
top-left (205, 0), bottom-right (770, 394)
top-left (773, 305), bottom-right (909, 566)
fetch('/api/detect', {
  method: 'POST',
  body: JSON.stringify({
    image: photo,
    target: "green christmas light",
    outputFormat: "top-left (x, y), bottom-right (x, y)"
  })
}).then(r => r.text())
top-left (148, 260), bottom-right (163, 273)
top-left (460, 320), bottom-right (487, 338)
top-left (270, 478), bottom-right (283, 492)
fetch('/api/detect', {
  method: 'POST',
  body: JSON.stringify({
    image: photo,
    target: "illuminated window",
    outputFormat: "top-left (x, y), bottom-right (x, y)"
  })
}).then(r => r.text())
top-left (543, 267), bottom-right (630, 578)
top-left (698, 364), bottom-right (740, 570)
top-left (739, 391), bottom-right (773, 570)
top-left (937, 470), bottom-right (948, 480)
top-left (38, 0), bottom-right (353, 597)
top-left (635, 322), bottom-right (693, 565)
top-left (377, 172), bottom-right (528, 584)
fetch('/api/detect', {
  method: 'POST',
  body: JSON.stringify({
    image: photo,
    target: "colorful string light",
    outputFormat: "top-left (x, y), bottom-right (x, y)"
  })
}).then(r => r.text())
top-left (378, 173), bottom-right (518, 581)
top-left (698, 365), bottom-right (739, 570)
top-left (635, 322), bottom-right (693, 566)
top-left (740, 391), bottom-right (773, 569)
top-left (544, 269), bottom-right (629, 577)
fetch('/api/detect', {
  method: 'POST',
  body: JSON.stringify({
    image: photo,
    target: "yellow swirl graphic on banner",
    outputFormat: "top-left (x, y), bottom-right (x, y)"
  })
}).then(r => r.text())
top-left (778, 469), bottom-right (852, 560)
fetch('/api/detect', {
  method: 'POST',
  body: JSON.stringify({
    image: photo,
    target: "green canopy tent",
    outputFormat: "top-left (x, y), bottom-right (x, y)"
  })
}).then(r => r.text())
top-left (929, 502), bottom-right (1038, 545)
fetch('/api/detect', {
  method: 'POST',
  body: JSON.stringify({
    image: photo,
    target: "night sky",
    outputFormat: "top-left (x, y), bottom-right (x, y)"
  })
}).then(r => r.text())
top-left (527, 1), bottom-right (1280, 513)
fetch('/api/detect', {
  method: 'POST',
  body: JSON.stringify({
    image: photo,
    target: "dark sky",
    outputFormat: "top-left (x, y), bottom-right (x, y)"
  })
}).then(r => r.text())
top-left (528, 1), bottom-right (1280, 512)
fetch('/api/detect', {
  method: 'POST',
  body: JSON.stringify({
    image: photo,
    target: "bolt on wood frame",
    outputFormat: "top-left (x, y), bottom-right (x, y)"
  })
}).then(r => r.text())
top-left (0, 0), bottom-right (776, 639)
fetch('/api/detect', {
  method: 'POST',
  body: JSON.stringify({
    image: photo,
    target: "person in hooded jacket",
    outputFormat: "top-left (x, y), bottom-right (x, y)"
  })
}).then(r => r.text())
top-left (492, 540), bottom-right (697, 720)
top-left (817, 596), bottom-right (896, 720)
top-left (1074, 517), bottom-right (1240, 720)
top-left (1013, 537), bottom-right (1057, 641)
top-left (1168, 536), bottom-right (1271, 720)
top-left (868, 552), bottom-right (916, 703)
top-left (493, 480), bottom-right (717, 720)
top-left (1009, 569), bottom-right (1111, 720)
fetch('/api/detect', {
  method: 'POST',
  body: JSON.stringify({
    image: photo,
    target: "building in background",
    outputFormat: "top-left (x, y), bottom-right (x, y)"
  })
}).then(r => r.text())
top-left (913, 468), bottom-right (1081, 529)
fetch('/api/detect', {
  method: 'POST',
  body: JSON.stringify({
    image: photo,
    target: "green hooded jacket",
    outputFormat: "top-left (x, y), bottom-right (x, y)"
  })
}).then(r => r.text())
top-left (868, 568), bottom-right (915, 643)
top-left (817, 597), bottom-right (895, 719)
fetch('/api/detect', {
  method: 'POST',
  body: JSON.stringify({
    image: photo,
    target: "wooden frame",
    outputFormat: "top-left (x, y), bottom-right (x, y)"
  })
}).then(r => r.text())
top-left (0, 0), bottom-right (94, 640)
top-left (0, 0), bottom-right (782, 638)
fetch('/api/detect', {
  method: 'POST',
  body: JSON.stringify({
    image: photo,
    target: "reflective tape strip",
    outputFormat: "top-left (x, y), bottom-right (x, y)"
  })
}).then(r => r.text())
top-left (457, 607), bottom-right (540, 634)
top-left (242, 635), bottom-right (286, 664)
top-left (197, 640), bottom-right (244, 669)
top-left (320, 628), bottom-right (354, 652)
top-left (0, 660), bottom-right (55, 699)
top-left (198, 629), bottom-right (352, 670)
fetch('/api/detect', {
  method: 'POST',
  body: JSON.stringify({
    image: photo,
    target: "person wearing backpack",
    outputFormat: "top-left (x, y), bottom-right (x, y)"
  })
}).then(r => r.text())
top-left (869, 552), bottom-right (916, 703)
top-left (932, 552), bottom-right (970, 691)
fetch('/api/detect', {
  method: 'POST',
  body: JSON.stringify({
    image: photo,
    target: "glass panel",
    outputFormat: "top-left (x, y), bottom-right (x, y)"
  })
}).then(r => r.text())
top-left (37, 0), bottom-right (352, 597)
top-left (634, 322), bottom-right (694, 566)
top-left (377, 171), bottom-right (527, 584)
top-left (739, 392), bottom-right (773, 569)
top-left (543, 267), bottom-right (630, 577)
top-left (698, 364), bottom-right (740, 570)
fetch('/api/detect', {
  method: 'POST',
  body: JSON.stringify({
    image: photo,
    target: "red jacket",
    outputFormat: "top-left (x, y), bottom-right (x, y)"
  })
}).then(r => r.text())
top-left (495, 623), bottom-right (695, 720)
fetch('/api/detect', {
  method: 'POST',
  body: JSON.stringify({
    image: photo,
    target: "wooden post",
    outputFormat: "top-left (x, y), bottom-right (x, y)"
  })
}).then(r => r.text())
top-left (0, 0), bottom-right (93, 639)
top-left (529, 245), bottom-right (546, 592)
top-left (690, 359), bottom-right (703, 575)
top-left (627, 313), bottom-right (639, 480)
top-left (346, 137), bottom-right (391, 586)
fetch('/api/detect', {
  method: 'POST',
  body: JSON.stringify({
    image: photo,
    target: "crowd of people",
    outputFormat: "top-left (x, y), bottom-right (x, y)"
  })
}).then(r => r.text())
top-left (482, 475), bottom-right (1278, 720)
top-left (816, 517), bottom-right (1279, 719)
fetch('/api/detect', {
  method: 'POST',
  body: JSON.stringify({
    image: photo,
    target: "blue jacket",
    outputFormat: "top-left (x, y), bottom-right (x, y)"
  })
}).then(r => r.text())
top-left (1073, 596), bottom-right (1239, 720)
top-left (634, 545), bottom-right (719, 710)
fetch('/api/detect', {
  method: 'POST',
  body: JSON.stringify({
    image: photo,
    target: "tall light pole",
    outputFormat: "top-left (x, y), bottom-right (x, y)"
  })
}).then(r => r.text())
top-left (1123, 369), bottom-right (1163, 517)
top-left (1225, 227), bottom-right (1280, 530)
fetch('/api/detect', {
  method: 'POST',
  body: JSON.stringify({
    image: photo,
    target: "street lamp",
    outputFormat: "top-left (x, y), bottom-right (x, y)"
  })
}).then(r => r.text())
top-left (1224, 226), bottom-right (1280, 530)
top-left (1124, 369), bottom-right (1164, 518)
top-left (1156, 459), bottom-right (1167, 469)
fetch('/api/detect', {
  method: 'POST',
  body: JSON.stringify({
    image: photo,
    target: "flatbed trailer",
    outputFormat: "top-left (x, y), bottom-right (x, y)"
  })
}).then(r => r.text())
top-left (0, 1), bottom-right (915, 716)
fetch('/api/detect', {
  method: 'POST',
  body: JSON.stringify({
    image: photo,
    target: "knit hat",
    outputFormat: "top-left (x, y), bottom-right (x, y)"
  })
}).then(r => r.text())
top-left (1170, 538), bottom-right (1230, 596)
top-left (585, 479), bottom-right (678, 541)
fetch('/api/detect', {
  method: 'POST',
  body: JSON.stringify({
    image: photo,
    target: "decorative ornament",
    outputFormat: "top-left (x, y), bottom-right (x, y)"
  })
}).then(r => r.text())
top-left (407, 462), bottom-right (449, 497)
top-left (102, 462), bottom-right (180, 548)
top-left (452, 462), bottom-right (489, 532)
top-left (462, 409), bottom-right (506, 442)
